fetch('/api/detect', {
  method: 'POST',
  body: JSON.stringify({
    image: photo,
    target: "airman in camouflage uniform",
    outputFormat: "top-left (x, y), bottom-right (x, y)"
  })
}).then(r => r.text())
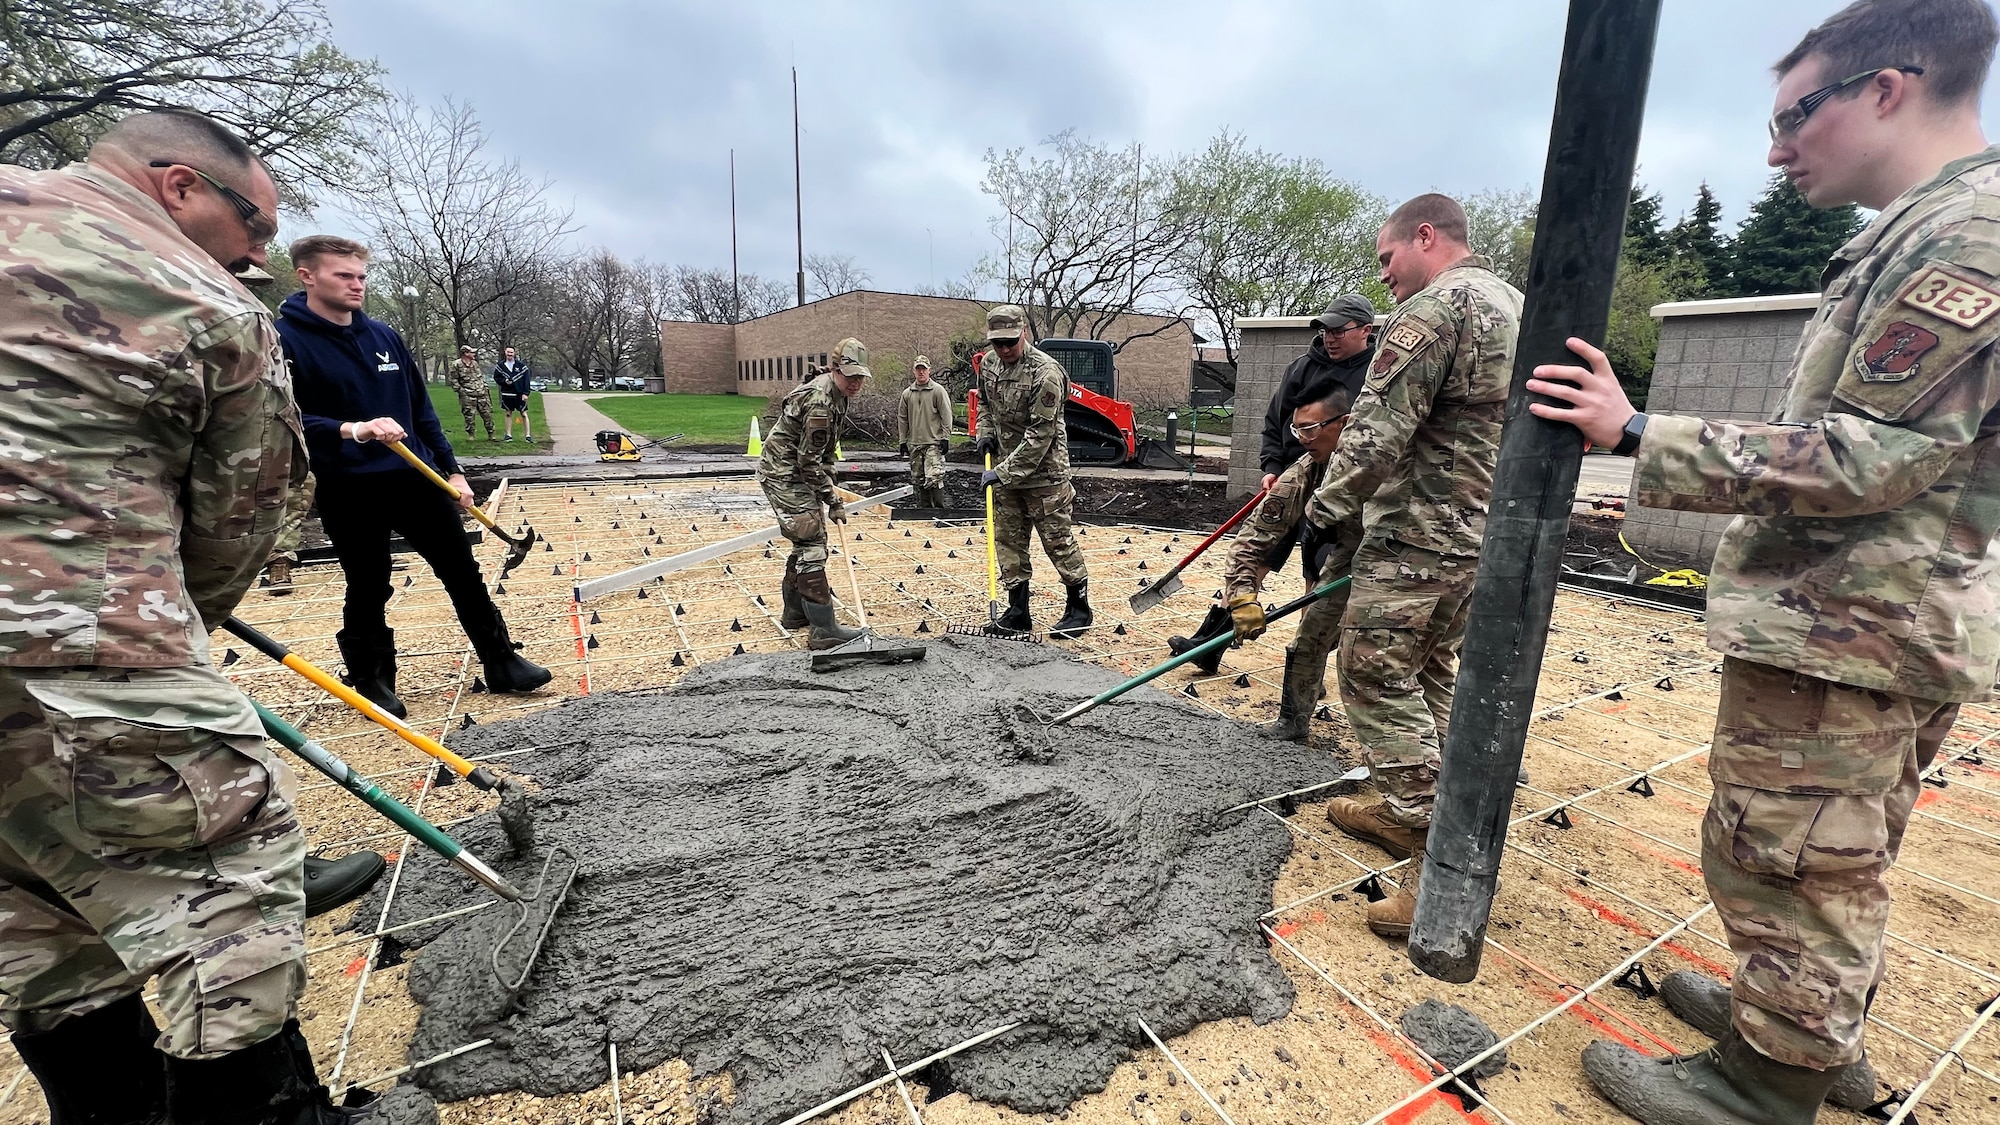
top-left (974, 305), bottom-right (1093, 637)
top-left (759, 339), bottom-right (870, 650)
top-left (1213, 385), bottom-right (1357, 741)
top-left (264, 473), bottom-right (316, 594)
top-left (1529, 6), bottom-right (2000, 1117)
top-left (899, 355), bottom-right (954, 507)
top-left (453, 344), bottom-right (495, 439)
top-left (1305, 195), bottom-right (1522, 939)
top-left (0, 110), bottom-right (345, 1121)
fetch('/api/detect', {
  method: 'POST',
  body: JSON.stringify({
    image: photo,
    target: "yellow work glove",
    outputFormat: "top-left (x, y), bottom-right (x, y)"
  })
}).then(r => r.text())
top-left (1227, 592), bottom-right (1266, 642)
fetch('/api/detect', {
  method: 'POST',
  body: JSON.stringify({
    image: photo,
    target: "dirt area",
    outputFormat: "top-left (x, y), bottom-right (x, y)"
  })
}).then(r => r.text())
top-left (7, 478), bottom-right (1997, 1125)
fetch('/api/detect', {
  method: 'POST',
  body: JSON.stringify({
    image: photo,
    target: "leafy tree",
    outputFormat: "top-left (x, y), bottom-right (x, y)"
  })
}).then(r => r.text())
top-left (0, 0), bottom-right (384, 210)
top-left (1727, 173), bottom-right (1862, 296)
top-left (1623, 184), bottom-right (1670, 269)
top-left (1165, 129), bottom-right (1386, 367)
top-left (1459, 188), bottom-right (1538, 290)
top-left (1669, 182), bottom-right (1729, 296)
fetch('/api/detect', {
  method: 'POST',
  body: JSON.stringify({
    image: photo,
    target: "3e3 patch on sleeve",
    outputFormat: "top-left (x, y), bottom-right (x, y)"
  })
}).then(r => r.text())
top-left (1899, 264), bottom-right (2000, 328)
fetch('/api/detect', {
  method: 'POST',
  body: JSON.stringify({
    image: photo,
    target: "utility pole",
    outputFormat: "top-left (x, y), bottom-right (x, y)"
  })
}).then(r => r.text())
top-left (1409, 0), bottom-right (1660, 984)
top-left (730, 149), bottom-right (741, 323)
top-left (1129, 143), bottom-right (1141, 311)
top-left (792, 66), bottom-right (805, 308)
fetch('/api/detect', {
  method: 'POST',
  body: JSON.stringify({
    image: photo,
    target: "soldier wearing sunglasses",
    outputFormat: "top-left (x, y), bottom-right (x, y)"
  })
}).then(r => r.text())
top-left (1529, 1), bottom-right (2000, 1120)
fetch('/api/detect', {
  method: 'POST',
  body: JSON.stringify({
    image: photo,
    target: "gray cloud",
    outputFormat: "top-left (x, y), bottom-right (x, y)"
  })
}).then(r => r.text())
top-left (319, 0), bottom-right (2000, 298)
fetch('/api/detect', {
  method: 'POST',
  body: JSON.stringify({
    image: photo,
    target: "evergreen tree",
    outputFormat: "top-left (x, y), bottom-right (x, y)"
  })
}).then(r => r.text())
top-left (1726, 173), bottom-right (1863, 296)
top-left (1624, 184), bottom-right (1671, 269)
top-left (1669, 182), bottom-right (1728, 296)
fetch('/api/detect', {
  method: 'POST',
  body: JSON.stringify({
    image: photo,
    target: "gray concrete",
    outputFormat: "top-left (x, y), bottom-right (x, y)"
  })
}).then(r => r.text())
top-left (364, 637), bottom-right (1340, 1123)
top-left (540, 393), bottom-right (628, 457)
top-left (1622, 299), bottom-right (1815, 567)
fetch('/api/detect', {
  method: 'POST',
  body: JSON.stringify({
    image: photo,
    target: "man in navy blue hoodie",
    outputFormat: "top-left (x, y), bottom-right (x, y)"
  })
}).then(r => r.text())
top-left (277, 235), bottom-right (550, 716)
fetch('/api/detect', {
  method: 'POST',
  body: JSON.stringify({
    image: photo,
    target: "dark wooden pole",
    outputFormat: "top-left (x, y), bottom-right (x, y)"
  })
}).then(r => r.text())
top-left (1409, 0), bottom-right (1661, 984)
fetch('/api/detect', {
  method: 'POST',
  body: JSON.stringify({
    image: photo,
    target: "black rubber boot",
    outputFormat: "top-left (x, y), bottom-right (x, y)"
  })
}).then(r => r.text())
top-left (801, 598), bottom-right (866, 651)
top-left (1581, 1027), bottom-right (1842, 1125)
top-left (165, 1020), bottom-right (361, 1124)
top-left (1050, 580), bottom-right (1093, 639)
top-left (470, 609), bottom-right (553, 694)
top-left (336, 629), bottom-right (405, 720)
top-left (1167, 605), bottom-right (1232, 675)
top-left (780, 558), bottom-right (808, 631)
top-left (303, 853), bottom-right (387, 919)
top-left (10, 992), bottom-right (167, 1124)
top-left (1659, 970), bottom-right (1880, 1111)
top-left (1259, 649), bottom-right (1316, 742)
top-left (992, 583), bottom-right (1032, 635)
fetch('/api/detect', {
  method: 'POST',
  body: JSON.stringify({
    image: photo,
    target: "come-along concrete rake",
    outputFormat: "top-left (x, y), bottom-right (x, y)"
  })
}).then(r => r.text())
top-left (812, 543), bottom-right (927, 672)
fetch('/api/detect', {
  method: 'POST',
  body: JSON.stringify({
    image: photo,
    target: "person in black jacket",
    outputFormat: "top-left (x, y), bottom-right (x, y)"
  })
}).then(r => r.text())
top-left (492, 347), bottom-right (535, 441)
top-left (278, 235), bottom-right (551, 717)
top-left (1168, 293), bottom-right (1377, 671)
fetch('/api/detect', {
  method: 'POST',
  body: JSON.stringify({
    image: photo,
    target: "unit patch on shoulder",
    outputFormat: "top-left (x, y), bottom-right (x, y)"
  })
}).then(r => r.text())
top-left (1853, 320), bottom-right (1941, 382)
top-left (1371, 349), bottom-right (1400, 375)
top-left (1385, 322), bottom-right (1429, 352)
top-left (1899, 264), bottom-right (2000, 328)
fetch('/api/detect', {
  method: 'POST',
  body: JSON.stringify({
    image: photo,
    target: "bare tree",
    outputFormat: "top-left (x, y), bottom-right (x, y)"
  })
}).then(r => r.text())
top-left (980, 130), bottom-right (1193, 349)
top-left (354, 94), bottom-right (576, 353)
top-left (660, 266), bottom-right (791, 323)
top-left (804, 252), bottom-right (869, 301)
top-left (0, 0), bottom-right (384, 210)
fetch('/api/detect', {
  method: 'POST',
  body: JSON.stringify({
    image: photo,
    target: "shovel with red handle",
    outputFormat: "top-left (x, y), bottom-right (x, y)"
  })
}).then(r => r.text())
top-left (1127, 486), bottom-right (1270, 615)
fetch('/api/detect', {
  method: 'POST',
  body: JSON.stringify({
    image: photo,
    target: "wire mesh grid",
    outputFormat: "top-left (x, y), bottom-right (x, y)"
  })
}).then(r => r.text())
top-left (4, 474), bottom-right (1997, 1125)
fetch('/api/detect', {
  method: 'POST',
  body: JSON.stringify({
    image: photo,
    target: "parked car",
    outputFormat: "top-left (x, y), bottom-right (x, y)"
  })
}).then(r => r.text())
top-left (610, 375), bottom-right (645, 391)
top-left (528, 378), bottom-right (548, 391)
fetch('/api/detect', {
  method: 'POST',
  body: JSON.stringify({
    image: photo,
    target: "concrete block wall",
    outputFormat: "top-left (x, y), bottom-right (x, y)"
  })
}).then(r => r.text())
top-left (1622, 295), bottom-right (1817, 566)
top-left (1229, 318), bottom-right (1319, 501)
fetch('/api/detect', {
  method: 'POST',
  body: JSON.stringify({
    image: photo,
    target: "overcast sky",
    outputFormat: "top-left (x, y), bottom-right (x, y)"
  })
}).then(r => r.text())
top-left (316, 0), bottom-right (2000, 298)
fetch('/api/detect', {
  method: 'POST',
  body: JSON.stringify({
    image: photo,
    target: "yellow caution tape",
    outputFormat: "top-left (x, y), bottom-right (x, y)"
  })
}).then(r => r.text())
top-left (1618, 532), bottom-right (1708, 590)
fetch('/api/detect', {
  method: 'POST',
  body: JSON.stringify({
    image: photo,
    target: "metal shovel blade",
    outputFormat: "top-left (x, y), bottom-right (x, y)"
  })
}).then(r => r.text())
top-left (1127, 572), bottom-right (1183, 615)
top-left (811, 634), bottom-right (929, 673)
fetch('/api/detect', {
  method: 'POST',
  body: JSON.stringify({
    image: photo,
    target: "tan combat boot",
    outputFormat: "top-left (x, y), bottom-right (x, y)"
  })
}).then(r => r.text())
top-left (1366, 831), bottom-right (1427, 939)
top-left (267, 557), bottom-right (293, 596)
top-left (1326, 795), bottom-right (1423, 859)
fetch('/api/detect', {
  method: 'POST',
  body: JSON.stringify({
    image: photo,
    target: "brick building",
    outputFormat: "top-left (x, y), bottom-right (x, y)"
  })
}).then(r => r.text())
top-left (658, 290), bottom-right (1197, 407)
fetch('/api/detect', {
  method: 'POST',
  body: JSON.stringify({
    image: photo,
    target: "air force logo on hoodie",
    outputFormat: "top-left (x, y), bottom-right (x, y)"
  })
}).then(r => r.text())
top-left (376, 351), bottom-right (401, 373)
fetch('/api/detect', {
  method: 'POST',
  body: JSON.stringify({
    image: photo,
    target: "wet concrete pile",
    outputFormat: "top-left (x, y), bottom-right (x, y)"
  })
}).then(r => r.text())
top-left (364, 635), bottom-right (1342, 1123)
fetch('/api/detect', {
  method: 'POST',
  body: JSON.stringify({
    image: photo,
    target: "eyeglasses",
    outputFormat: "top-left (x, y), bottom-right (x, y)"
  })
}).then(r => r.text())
top-left (1320, 322), bottom-right (1368, 337)
top-left (149, 160), bottom-right (276, 242)
top-left (1289, 416), bottom-right (1348, 440)
top-left (1768, 66), bottom-right (1923, 140)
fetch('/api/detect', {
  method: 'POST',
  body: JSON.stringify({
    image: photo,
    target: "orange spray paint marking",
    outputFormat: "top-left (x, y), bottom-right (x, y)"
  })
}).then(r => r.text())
top-left (1560, 887), bottom-right (1733, 977)
top-left (344, 957), bottom-right (366, 976)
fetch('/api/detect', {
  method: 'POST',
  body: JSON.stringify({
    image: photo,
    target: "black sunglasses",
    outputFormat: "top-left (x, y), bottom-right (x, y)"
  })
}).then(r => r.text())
top-left (149, 160), bottom-right (275, 241)
top-left (1769, 66), bottom-right (1923, 140)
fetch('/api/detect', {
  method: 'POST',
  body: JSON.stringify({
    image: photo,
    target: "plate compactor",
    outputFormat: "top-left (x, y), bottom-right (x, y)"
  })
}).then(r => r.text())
top-left (594, 429), bottom-right (682, 463)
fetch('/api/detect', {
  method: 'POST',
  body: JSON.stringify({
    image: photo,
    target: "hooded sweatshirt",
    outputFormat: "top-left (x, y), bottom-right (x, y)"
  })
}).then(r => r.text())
top-left (1259, 335), bottom-right (1373, 478)
top-left (276, 291), bottom-right (460, 480)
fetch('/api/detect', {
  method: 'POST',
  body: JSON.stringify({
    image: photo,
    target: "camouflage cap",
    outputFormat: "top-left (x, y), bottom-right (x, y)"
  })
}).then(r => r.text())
top-left (913, 354), bottom-right (931, 369)
top-left (1311, 293), bottom-right (1378, 332)
top-left (833, 337), bottom-right (873, 378)
top-left (460, 344), bottom-right (476, 355)
top-left (986, 304), bottom-right (1027, 341)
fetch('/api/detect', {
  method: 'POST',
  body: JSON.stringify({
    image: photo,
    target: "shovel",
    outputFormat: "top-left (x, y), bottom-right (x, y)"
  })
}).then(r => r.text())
top-left (1048, 574), bottom-right (1351, 727)
top-left (1128, 486), bottom-right (1270, 615)
top-left (224, 617), bottom-right (501, 790)
top-left (812, 545), bottom-right (928, 672)
top-left (385, 439), bottom-right (538, 576)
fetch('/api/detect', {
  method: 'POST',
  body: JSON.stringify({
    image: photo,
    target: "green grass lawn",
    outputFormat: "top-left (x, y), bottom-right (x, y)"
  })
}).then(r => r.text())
top-left (424, 384), bottom-right (553, 456)
top-left (588, 392), bottom-right (771, 445)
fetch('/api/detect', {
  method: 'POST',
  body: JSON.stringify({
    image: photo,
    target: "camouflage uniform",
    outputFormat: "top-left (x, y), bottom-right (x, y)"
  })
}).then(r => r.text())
top-left (757, 362), bottom-right (853, 602)
top-left (1225, 453), bottom-right (1359, 692)
top-left (899, 380), bottom-right (954, 505)
top-left (269, 473), bottom-right (316, 566)
top-left (1632, 148), bottom-right (2000, 1070)
top-left (977, 342), bottom-right (1087, 588)
top-left (1307, 256), bottom-right (1522, 826)
top-left (452, 355), bottom-right (494, 439)
top-left (0, 163), bottom-right (308, 1057)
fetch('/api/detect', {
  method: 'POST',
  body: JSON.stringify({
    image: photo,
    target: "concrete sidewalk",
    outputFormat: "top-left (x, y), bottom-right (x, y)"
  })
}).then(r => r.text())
top-left (540, 393), bottom-right (628, 457)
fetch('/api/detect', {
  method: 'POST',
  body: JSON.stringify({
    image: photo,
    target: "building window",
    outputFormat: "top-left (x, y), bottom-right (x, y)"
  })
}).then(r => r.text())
top-left (819, 352), bottom-right (829, 370)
